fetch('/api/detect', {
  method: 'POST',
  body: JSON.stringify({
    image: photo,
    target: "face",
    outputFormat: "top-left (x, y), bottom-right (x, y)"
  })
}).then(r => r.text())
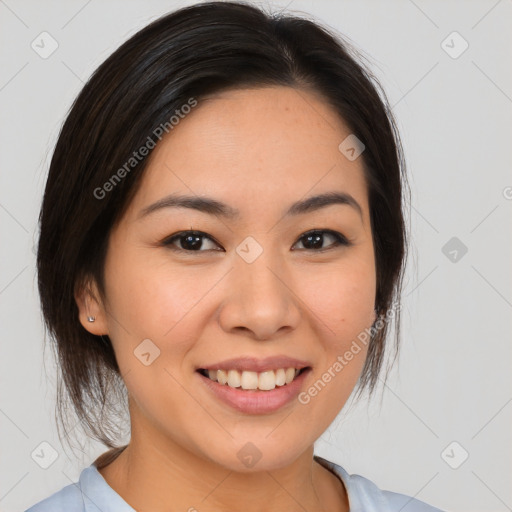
top-left (78, 86), bottom-right (376, 472)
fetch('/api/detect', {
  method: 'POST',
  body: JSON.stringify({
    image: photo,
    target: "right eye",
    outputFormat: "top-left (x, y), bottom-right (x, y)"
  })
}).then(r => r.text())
top-left (161, 230), bottom-right (223, 253)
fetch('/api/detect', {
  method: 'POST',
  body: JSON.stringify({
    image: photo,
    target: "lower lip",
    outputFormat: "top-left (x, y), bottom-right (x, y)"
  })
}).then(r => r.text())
top-left (196, 369), bottom-right (311, 414)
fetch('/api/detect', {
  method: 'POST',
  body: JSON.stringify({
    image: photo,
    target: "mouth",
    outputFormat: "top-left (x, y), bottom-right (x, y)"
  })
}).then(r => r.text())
top-left (196, 366), bottom-right (312, 414)
top-left (196, 366), bottom-right (311, 392)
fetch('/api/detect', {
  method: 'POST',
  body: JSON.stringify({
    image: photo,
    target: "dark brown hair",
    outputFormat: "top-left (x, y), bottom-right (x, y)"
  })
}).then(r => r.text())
top-left (37, 0), bottom-right (409, 450)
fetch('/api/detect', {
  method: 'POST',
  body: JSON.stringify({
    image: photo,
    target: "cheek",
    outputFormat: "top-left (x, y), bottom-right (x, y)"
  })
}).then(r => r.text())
top-left (104, 244), bottom-right (208, 336)
top-left (101, 253), bottom-right (204, 415)
top-left (299, 260), bottom-right (375, 407)
top-left (297, 267), bottom-right (374, 414)
top-left (304, 260), bottom-right (376, 343)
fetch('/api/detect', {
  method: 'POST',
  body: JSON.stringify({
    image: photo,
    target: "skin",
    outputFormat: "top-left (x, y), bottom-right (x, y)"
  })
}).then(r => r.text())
top-left (76, 86), bottom-right (377, 512)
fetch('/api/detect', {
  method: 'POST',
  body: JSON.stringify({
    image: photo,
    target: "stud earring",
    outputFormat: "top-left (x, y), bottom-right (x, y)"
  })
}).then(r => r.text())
top-left (87, 316), bottom-right (96, 323)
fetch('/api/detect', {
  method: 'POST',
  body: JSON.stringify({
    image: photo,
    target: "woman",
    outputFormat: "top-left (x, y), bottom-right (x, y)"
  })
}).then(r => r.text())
top-left (28, 1), bottom-right (445, 510)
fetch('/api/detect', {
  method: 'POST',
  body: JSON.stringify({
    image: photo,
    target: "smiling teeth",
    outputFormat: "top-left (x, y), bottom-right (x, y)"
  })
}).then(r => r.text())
top-left (206, 368), bottom-right (300, 390)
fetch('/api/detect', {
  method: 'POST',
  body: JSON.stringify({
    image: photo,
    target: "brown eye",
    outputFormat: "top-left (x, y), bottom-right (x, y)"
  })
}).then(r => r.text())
top-left (162, 229), bottom-right (350, 254)
top-left (293, 230), bottom-right (350, 252)
top-left (162, 231), bottom-right (222, 252)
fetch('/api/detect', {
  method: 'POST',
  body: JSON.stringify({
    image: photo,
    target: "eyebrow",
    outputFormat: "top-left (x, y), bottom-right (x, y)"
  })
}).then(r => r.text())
top-left (138, 191), bottom-right (363, 221)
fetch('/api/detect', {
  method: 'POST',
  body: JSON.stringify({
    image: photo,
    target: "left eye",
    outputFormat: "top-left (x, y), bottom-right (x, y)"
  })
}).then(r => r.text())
top-left (162, 229), bottom-right (350, 253)
top-left (293, 230), bottom-right (350, 251)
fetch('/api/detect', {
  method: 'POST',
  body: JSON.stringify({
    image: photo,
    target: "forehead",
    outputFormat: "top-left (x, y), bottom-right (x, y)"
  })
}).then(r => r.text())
top-left (125, 86), bottom-right (370, 223)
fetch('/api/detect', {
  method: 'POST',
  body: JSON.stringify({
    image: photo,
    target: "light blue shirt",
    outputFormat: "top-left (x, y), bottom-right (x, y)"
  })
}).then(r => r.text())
top-left (25, 455), bottom-right (445, 511)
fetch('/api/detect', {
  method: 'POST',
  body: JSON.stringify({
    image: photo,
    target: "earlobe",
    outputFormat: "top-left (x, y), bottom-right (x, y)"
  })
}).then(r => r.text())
top-left (74, 278), bottom-right (109, 336)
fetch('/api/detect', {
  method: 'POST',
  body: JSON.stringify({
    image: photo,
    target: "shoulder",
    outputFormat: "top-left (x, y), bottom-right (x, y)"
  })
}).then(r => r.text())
top-left (24, 466), bottom-right (99, 512)
top-left (24, 464), bottom-right (134, 512)
top-left (24, 480), bottom-right (84, 512)
top-left (314, 455), bottom-right (446, 512)
top-left (349, 473), bottom-right (445, 511)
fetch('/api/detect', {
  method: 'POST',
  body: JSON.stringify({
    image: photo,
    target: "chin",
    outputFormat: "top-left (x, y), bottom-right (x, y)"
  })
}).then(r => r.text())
top-left (200, 436), bottom-right (309, 473)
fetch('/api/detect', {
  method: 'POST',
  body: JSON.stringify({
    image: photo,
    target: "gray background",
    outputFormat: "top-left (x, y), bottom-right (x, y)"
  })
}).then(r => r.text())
top-left (1, 0), bottom-right (511, 511)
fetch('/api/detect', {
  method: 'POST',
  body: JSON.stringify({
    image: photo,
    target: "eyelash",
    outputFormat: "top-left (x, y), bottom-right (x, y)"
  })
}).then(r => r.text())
top-left (161, 229), bottom-right (352, 254)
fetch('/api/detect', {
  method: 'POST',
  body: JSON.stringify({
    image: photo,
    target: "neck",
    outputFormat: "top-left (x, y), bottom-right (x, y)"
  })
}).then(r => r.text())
top-left (97, 436), bottom-right (347, 511)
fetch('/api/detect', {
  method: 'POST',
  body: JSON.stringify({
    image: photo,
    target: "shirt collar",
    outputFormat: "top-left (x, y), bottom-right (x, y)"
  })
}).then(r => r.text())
top-left (313, 454), bottom-right (384, 511)
top-left (79, 456), bottom-right (370, 511)
top-left (79, 464), bottom-right (135, 511)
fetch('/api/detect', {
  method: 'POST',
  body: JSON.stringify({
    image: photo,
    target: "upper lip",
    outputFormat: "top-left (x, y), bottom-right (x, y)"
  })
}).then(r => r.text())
top-left (197, 356), bottom-right (312, 373)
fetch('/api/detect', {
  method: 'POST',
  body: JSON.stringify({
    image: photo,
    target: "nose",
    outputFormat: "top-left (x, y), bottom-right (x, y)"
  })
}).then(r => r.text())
top-left (217, 247), bottom-right (301, 341)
